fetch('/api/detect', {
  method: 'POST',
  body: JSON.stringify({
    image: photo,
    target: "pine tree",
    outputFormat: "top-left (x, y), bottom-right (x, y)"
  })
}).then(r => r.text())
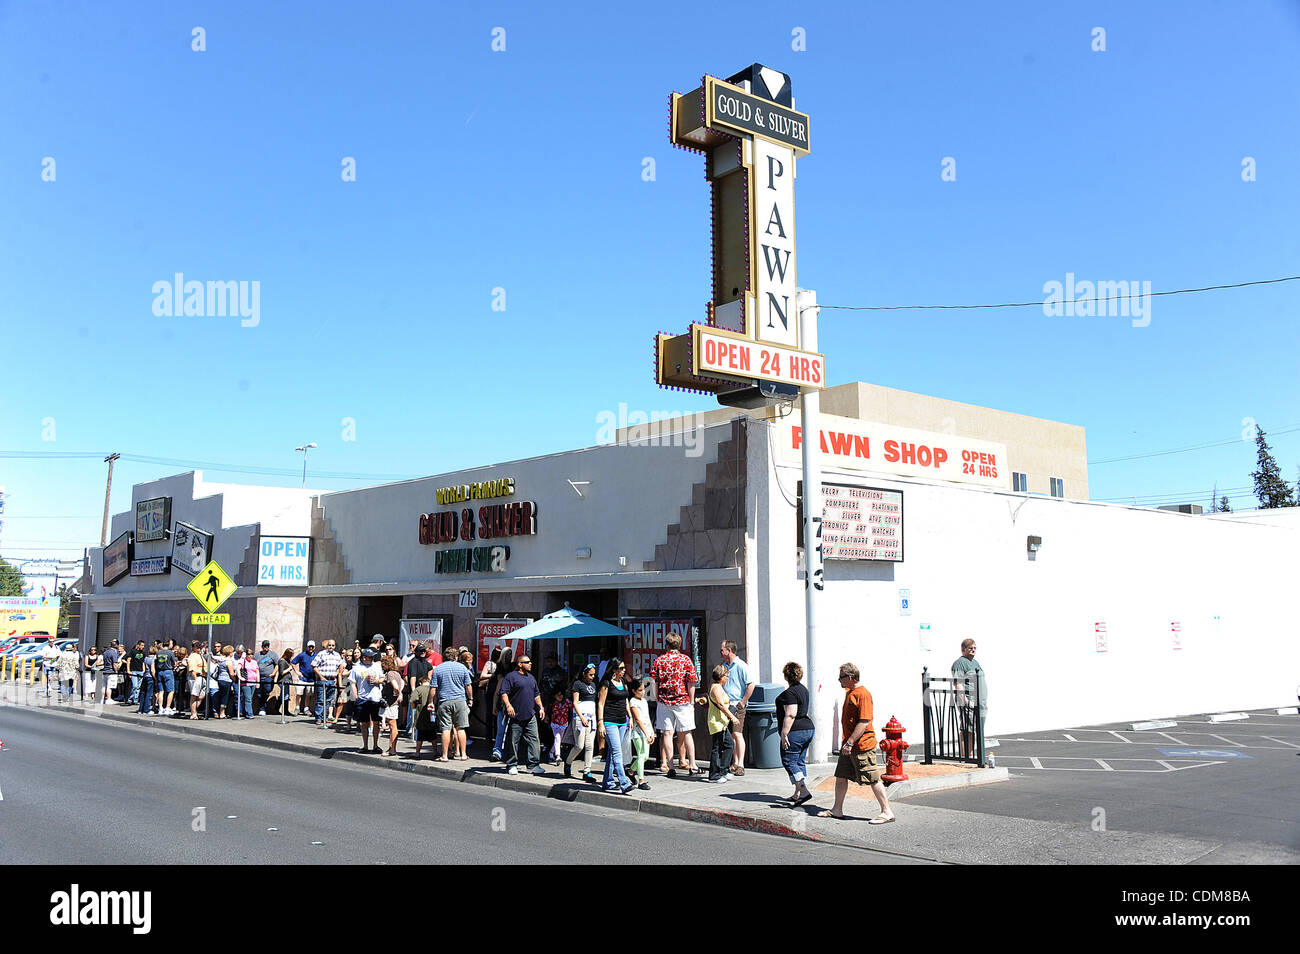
top-left (0, 557), bottom-right (23, 597)
top-left (1216, 496), bottom-right (1231, 513)
top-left (1251, 428), bottom-right (1296, 509)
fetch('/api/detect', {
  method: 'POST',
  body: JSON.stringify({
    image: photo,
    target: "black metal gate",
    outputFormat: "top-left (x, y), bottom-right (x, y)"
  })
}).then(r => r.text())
top-left (922, 666), bottom-right (985, 767)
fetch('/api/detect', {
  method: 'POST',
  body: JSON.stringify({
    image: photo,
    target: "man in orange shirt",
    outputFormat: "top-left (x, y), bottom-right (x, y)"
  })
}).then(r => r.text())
top-left (818, 662), bottom-right (895, 824)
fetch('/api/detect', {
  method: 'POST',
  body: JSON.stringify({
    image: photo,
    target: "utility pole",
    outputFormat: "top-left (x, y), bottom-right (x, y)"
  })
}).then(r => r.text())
top-left (101, 453), bottom-right (120, 546)
top-left (798, 289), bottom-right (827, 760)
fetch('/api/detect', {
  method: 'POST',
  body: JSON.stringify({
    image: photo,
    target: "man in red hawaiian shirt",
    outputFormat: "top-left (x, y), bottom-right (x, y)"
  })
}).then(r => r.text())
top-left (649, 632), bottom-right (700, 777)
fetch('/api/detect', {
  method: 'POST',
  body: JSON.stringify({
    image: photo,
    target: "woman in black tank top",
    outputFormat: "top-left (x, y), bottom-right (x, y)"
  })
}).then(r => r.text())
top-left (597, 661), bottom-right (634, 794)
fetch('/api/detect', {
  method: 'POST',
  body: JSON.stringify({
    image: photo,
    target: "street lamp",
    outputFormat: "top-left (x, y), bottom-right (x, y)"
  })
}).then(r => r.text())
top-left (294, 443), bottom-right (318, 488)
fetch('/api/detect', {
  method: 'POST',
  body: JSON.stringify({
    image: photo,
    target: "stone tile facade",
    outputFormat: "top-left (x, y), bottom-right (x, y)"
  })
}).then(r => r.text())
top-left (304, 595), bottom-right (358, 648)
top-left (123, 597), bottom-right (258, 651)
top-left (309, 499), bottom-right (351, 586)
top-left (643, 417), bottom-right (747, 573)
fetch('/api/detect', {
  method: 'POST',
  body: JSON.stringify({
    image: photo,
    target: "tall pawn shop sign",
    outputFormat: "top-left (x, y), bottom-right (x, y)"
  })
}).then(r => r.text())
top-left (656, 64), bottom-right (825, 398)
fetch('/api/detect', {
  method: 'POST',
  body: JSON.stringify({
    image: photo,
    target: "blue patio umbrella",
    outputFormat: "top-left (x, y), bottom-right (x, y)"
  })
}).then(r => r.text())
top-left (506, 604), bottom-right (631, 643)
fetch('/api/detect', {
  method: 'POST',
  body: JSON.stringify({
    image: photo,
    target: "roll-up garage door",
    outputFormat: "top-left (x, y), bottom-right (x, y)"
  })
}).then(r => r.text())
top-left (95, 611), bottom-right (121, 649)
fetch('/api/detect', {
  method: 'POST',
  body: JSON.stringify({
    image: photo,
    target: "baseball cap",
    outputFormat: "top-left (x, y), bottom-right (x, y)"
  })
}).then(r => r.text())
top-left (362, 648), bottom-right (378, 659)
top-left (307, 640), bottom-right (316, 647)
top-left (261, 640), bottom-right (271, 647)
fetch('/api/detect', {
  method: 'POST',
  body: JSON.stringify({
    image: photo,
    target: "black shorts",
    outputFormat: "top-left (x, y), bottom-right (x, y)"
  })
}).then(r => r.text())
top-left (356, 699), bottom-right (383, 723)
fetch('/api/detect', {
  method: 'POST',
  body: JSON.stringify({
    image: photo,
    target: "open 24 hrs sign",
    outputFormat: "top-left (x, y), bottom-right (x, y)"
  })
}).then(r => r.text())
top-left (257, 536), bottom-right (310, 586)
top-left (692, 326), bottom-right (824, 389)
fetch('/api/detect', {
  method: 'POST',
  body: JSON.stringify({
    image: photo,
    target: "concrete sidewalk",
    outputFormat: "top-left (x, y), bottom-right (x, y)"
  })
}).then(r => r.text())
top-left (2, 686), bottom-right (1240, 863)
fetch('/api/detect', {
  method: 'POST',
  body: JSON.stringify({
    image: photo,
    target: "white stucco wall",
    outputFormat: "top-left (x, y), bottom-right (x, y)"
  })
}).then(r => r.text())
top-left (316, 426), bottom-right (733, 588)
top-left (750, 418), bottom-right (1300, 749)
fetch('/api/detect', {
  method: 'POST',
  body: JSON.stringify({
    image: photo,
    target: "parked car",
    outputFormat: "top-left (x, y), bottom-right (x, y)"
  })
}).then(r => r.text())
top-left (0, 637), bottom-right (71, 666)
top-left (0, 635), bottom-right (50, 658)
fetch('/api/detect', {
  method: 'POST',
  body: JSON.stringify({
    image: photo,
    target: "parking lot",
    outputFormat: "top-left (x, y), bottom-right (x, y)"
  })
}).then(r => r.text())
top-left (906, 708), bottom-right (1300, 859)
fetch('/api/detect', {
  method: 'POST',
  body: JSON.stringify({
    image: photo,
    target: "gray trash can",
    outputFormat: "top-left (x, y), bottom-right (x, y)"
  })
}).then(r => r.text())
top-left (746, 682), bottom-right (785, 769)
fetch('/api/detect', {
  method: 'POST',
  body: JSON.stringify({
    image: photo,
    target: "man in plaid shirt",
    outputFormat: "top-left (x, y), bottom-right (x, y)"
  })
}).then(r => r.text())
top-left (649, 633), bottom-right (700, 777)
top-left (311, 640), bottom-right (344, 726)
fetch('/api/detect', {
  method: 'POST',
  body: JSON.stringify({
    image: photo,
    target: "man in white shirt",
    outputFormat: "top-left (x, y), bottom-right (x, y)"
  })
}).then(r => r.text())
top-left (720, 640), bottom-right (754, 775)
top-left (350, 649), bottom-right (386, 754)
top-left (40, 639), bottom-right (61, 698)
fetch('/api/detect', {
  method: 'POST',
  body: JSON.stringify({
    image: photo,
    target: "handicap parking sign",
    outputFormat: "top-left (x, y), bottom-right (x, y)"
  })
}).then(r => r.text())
top-left (1156, 747), bottom-right (1251, 759)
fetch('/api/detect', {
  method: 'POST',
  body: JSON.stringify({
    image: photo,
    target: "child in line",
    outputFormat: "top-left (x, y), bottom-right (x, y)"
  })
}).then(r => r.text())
top-left (410, 674), bottom-right (434, 757)
top-left (628, 678), bottom-right (654, 790)
top-left (548, 688), bottom-right (572, 764)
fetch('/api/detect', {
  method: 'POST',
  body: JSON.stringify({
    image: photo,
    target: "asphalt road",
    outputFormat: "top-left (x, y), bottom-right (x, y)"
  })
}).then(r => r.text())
top-left (907, 709), bottom-right (1300, 860)
top-left (0, 706), bottom-right (925, 865)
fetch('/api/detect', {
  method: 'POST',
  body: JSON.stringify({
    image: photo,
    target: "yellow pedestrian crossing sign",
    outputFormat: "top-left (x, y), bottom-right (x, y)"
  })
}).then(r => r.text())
top-left (188, 560), bottom-right (237, 613)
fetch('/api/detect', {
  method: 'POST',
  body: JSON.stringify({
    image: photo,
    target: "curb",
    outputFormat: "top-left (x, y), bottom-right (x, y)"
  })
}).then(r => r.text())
top-left (9, 699), bottom-right (959, 855)
top-left (885, 767), bottom-right (1010, 798)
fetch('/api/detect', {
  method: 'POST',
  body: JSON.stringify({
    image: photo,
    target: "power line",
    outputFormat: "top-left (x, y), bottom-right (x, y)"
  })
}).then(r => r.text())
top-left (1, 515), bottom-right (101, 519)
top-left (1090, 424), bottom-right (1300, 466)
top-left (819, 274), bottom-right (1300, 312)
top-left (0, 450), bottom-right (418, 483)
top-left (1095, 485), bottom-right (1252, 504)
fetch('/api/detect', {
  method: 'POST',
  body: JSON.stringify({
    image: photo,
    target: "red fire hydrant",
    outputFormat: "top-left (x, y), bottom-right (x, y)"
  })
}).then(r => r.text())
top-left (880, 715), bottom-right (909, 783)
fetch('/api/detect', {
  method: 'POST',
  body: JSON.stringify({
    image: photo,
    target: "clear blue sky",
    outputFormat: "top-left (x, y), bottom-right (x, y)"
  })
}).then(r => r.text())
top-left (2, 0), bottom-right (1298, 571)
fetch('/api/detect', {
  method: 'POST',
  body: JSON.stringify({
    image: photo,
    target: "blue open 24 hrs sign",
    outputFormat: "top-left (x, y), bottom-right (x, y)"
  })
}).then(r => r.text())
top-left (258, 535), bottom-right (311, 586)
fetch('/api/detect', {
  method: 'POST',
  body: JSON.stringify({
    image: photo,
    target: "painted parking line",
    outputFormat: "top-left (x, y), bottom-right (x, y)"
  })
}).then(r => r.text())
top-left (995, 734), bottom-right (1292, 750)
top-left (1176, 721), bottom-right (1299, 728)
top-left (997, 756), bottom-right (1224, 773)
top-left (1260, 736), bottom-right (1300, 748)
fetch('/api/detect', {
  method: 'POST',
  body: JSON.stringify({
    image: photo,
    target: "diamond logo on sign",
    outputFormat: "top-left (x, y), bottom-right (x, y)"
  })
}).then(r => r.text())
top-left (758, 66), bottom-right (786, 98)
top-left (187, 560), bottom-right (237, 614)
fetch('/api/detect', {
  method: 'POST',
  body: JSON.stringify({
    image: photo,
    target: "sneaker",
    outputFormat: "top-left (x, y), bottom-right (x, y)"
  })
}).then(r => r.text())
top-left (725, 772), bottom-right (736, 780)
top-left (581, 772), bottom-right (598, 784)
top-left (666, 768), bottom-right (678, 779)
top-left (507, 766), bottom-right (519, 775)
top-left (489, 752), bottom-right (501, 763)
top-left (711, 776), bottom-right (728, 784)
top-left (620, 783), bottom-right (635, 795)
top-left (531, 766), bottom-right (547, 776)
top-left (563, 763), bottom-right (572, 778)
top-left (638, 782), bottom-right (651, 791)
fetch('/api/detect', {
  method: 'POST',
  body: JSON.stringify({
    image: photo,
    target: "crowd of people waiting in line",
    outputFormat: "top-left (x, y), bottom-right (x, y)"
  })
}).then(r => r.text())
top-left (17, 630), bottom-right (895, 822)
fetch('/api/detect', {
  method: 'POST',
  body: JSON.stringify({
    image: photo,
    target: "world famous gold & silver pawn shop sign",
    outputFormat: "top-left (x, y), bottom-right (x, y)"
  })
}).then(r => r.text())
top-left (656, 64), bottom-right (825, 404)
